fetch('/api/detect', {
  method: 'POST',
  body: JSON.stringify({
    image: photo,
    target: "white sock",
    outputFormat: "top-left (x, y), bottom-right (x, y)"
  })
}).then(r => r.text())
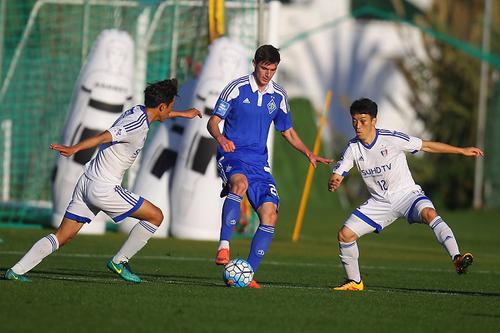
top-left (113, 220), bottom-right (157, 263)
top-left (430, 216), bottom-right (460, 259)
top-left (218, 240), bottom-right (230, 251)
top-left (11, 234), bottom-right (59, 275)
top-left (339, 241), bottom-right (361, 282)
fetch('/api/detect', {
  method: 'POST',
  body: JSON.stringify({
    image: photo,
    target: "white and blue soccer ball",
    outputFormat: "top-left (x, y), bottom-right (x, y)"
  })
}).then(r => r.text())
top-left (223, 258), bottom-right (254, 288)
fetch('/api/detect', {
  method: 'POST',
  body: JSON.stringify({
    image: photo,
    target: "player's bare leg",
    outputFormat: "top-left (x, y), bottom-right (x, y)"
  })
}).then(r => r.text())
top-left (6, 217), bottom-right (83, 282)
top-left (107, 199), bottom-right (163, 283)
top-left (216, 173), bottom-right (248, 265)
top-left (333, 225), bottom-right (364, 291)
top-left (420, 207), bottom-right (472, 274)
top-left (245, 202), bottom-right (278, 289)
top-left (54, 218), bottom-right (85, 245)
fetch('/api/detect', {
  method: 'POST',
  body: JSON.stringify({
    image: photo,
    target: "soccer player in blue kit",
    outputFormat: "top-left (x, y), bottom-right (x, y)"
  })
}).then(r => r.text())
top-left (328, 98), bottom-right (484, 291)
top-left (207, 45), bottom-right (332, 288)
top-left (5, 79), bottom-right (202, 283)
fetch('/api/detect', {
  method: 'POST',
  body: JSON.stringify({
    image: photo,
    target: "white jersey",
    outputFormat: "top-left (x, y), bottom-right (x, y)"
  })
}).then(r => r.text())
top-left (84, 105), bottom-right (149, 184)
top-left (333, 129), bottom-right (423, 202)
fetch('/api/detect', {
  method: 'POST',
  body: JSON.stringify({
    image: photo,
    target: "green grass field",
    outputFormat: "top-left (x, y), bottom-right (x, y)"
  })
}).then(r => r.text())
top-left (1, 209), bottom-right (500, 332)
top-left (1, 99), bottom-right (499, 332)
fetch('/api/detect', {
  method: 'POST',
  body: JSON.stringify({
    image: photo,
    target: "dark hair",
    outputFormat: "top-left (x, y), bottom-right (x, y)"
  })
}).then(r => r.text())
top-left (144, 79), bottom-right (178, 108)
top-left (350, 98), bottom-right (378, 118)
top-left (254, 45), bottom-right (280, 65)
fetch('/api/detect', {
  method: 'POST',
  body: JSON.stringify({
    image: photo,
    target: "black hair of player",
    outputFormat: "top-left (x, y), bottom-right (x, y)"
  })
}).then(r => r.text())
top-left (144, 79), bottom-right (178, 108)
top-left (350, 98), bottom-right (378, 118)
top-left (254, 45), bottom-right (280, 65)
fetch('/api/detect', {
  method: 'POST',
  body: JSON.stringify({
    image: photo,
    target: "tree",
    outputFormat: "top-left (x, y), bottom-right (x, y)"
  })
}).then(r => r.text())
top-left (397, 0), bottom-right (499, 208)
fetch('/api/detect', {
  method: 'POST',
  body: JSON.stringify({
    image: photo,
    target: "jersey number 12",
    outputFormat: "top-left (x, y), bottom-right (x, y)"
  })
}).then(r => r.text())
top-left (376, 180), bottom-right (388, 191)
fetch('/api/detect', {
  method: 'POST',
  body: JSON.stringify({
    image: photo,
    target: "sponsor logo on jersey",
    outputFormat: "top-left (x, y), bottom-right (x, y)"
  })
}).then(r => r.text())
top-left (359, 156), bottom-right (364, 161)
top-left (360, 163), bottom-right (392, 177)
top-left (216, 100), bottom-right (230, 117)
top-left (267, 98), bottom-right (277, 114)
top-left (243, 98), bottom-right (251, 104)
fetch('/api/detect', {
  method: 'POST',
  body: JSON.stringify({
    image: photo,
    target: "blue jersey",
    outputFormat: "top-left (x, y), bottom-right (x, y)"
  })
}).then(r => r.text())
top-left (213, 74), bottom-right (293, 164)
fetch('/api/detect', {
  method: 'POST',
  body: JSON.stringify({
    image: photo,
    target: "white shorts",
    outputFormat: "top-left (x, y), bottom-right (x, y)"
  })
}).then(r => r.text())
top-left (344, 187), bottom-right (435, 237)
top-left (65, 174), bottom-right (144, 223)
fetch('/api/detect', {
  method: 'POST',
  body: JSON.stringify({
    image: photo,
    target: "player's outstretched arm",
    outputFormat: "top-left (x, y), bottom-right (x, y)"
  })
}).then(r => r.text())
top-left (168, 108), bottom-right (202, 119)
top-left (50, 130), bottom-right (112, 157)
top-left (328, 173), bottom-right (344, 192)
top-left (207, 115), bottom-right (235, 152)
top-left (421, 140), bottom-right (484, 157)
top-left (281, 127), bottom-right (333, 168)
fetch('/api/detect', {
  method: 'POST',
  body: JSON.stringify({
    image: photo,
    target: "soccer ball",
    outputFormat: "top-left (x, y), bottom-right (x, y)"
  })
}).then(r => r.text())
top-left (223, 258), bottom-right (254, 288)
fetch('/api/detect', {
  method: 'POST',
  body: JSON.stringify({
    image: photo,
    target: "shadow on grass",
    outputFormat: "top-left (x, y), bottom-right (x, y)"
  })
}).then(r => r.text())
top-left (6, 265), bottom-right (497, 297)
top-left (371, 285), bottom-right (500, 298)
top-left (0, 267), bottom-right (225, 287)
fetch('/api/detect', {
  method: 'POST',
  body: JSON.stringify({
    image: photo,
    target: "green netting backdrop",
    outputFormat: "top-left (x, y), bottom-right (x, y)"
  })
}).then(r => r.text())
top-left (0, 0), bottom-right (258, 224)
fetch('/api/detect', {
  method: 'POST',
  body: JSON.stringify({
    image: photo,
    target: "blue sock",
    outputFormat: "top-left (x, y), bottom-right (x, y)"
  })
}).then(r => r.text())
top-left (220, 192), bottom-right (242, 242)
top-left (247, 225), bottom-right (275, 273)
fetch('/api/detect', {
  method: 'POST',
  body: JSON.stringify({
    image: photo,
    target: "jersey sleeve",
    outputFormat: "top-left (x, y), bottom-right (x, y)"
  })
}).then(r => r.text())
top-left (406, 135), bottom-right (423, 153)
top-left (213, 80), bottom-right (241, 119)
top-left (333, 144), bottom-right (354, 176)
top-left (108, 125), bottom-right (128, 142)
top-left (392, 130), bottom-right (422, 154)
top-left (273, 90), bottom-right (292, 132)
top-left (108, 111), bottom-right (148, 142)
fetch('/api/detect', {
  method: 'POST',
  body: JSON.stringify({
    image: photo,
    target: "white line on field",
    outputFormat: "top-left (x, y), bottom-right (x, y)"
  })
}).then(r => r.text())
top-left (2, 250), bottom-right (499, 275)
top-left (20, 272), bottom-right (498, 298)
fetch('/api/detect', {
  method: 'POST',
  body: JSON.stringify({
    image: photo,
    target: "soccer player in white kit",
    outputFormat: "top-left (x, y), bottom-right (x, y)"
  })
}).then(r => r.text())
top-left (329, 98), bottom-right (484, 291)
top-left (5, 79), bottom-right (202, 283)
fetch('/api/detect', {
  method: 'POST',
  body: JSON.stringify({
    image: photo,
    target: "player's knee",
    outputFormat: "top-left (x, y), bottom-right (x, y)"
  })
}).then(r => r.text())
top-left (420, 207), bottom-right (437, 224)
top-left (54, 232), bottom-right (74, 247)
top-left (230, 181), bottom-right (247, 196)
top-left (338, 227), bottom-right (357, 243)
top-left (261, 210), bottom-right (277, 226)
top-left (150, 207), bottom-right (164, 227)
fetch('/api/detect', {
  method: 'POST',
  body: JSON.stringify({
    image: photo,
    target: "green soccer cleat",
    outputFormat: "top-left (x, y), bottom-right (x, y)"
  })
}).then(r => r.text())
top-left (106, 259), bottom-right (142, 283)
top-left (4, 269), bottom-right (31, 282)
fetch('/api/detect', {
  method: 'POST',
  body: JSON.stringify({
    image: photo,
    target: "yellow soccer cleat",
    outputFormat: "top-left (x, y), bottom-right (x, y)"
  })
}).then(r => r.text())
top-left (333, 280), bottom-right (364, 291)
top-left (453, 253), bottom-right (473, 274)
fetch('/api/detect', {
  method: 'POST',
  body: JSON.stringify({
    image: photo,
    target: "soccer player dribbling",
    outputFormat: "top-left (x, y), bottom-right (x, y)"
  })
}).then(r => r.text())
top-left (329, 98), bottom-right (484, 291)
top-left (207, 45), bottom-right (332, 288)
top-left (5, 79), bottom-right (202, 283)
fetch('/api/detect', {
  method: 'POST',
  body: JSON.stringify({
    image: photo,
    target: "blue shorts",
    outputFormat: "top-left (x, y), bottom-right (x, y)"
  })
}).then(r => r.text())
top-left (217, 156), bottom-right (279, 210)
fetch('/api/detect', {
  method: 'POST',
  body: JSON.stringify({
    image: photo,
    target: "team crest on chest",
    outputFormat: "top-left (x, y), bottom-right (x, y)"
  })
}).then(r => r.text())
top-left (380, 148), bottom-right (388, 157)
top-left (267, 97), bottom-right (277, 114)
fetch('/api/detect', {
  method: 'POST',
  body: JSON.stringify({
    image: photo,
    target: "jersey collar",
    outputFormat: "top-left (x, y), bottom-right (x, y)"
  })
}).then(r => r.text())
top-left (360, 128), bottom-right (379, 149)
top-left (249, 74), bottom-right (275, 94)
top-left (139, 105), bottom-right (150, 128)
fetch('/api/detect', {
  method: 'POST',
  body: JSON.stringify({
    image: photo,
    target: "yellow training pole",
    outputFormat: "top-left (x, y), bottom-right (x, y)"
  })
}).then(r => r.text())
top-left (292, 90), bottom-right (333, 242)
top-left (208, 0), bottom-right (225, 43)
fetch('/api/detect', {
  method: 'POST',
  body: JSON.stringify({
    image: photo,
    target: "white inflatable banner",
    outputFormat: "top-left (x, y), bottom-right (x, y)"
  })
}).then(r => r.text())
top-left (170, 37), bottom-right (250, 240)
top-left (118, 78), bottom-right (197, 237)
top-left (52, 29), bottom-right (134, 234)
